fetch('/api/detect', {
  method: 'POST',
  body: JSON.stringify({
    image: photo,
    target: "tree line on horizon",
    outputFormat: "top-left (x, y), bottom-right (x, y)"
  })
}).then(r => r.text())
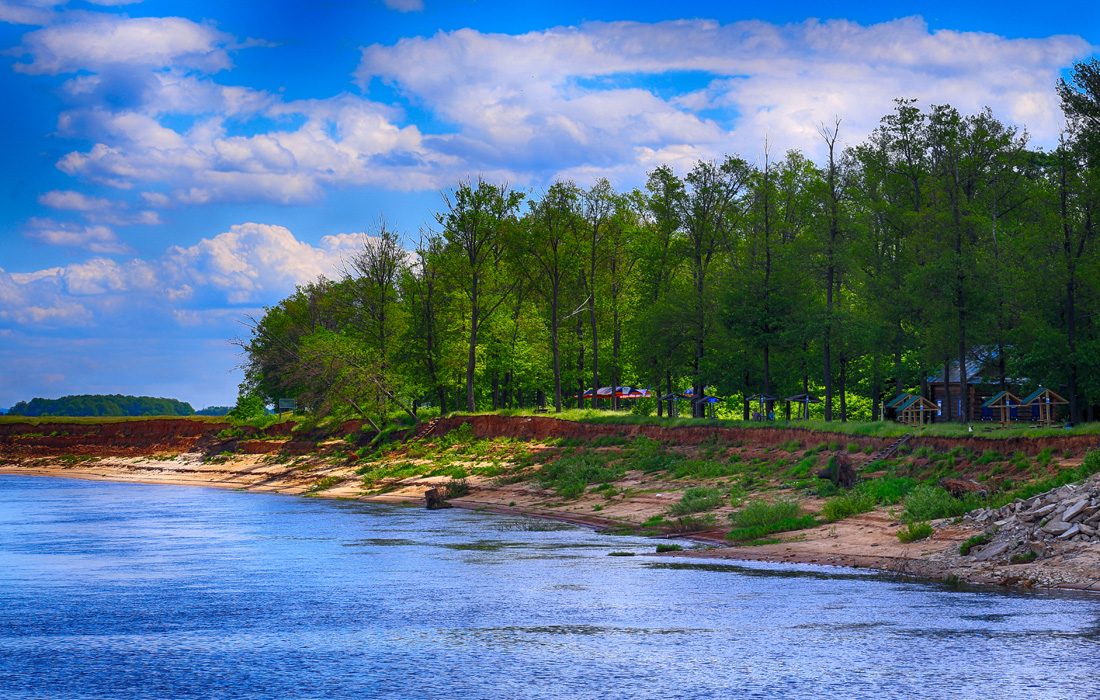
top-left (7, 394), bottom-right (197, 418)
top-left (237, 58), bottom-right (1100, 431)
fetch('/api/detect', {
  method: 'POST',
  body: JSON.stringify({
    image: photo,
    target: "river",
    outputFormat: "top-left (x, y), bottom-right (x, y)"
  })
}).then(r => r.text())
top-left (1, 474), bottom-right (1098, 699)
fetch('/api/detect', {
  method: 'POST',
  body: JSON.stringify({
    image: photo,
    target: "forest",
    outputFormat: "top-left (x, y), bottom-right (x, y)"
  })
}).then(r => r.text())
top-left (7, 395), bottom-right (195, 418)
top-left (237, 59), bottom-right (1100, 431)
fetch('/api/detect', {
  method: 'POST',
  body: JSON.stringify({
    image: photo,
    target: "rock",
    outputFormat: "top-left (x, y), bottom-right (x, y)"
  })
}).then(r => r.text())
top-left (1042, 520), bottom-right (1073, 535)
top-left (973, 540), bottom-right (1013, 562)
top-left (994, 517), bottom-right (1018, 528)
top-left (1030, 504), bottom-right (1057, 518)
top-left (1062, 499), bottom-right (1089, 523)
top-left (940, 478), bottom-right (988, 498)
top-left (1057, 524), bottom-right (1081, 540)
top-left (1080, 524), bottom-right (1097, 536)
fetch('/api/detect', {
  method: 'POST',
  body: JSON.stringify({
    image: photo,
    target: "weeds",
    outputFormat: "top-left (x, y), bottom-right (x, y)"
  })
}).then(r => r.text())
top-left (959, 534), bottom-right (993, 555)
top-left (667, 487), bottom-right (724, 516)
top-left (897, 521), bottom-right (934, 543)
top-left (821, 490), bottom-right (876, 522)
top-left (538, 452), bottom-right (622, 499)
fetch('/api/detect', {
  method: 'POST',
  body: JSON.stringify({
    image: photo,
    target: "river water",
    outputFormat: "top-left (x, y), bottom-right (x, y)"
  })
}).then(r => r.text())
top-left (1, 475), bottom-right (1098, 699)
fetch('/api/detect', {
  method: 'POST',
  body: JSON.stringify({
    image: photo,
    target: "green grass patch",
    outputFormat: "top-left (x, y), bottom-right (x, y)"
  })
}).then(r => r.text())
top-left (667, 487), bottom-right (724, 517)
top-left (655, 543), bottom-right (683, 552)
top-left (538, 452), bottom-right (623, 499)
top-left (726, 515), bottom-right (818, 542)
top-left (897, 521), bottom-right (934, 543)
top-left (820, 490), bottom-right (876, 522)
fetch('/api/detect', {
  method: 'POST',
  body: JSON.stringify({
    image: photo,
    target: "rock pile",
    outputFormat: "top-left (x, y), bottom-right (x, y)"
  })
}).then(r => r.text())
top-left (961, 475), bottom-right (1100, 562)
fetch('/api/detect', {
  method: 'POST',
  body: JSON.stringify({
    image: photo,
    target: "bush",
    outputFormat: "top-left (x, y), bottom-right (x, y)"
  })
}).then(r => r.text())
top-left (667, 487), bottom-right (724, 516)
top-left (897, 521), bottom-right (934, 543)
top-left (821, 490), bottom-right (876, 522)
top-left (731, 498), bottom-right (801, 528)
top-left (669, 459), bottom-right (741, 480)
top-left (443, 478), bottom-right (470, 499)
top-left (902, 484), bottom-right (981, 522)
top-left (538, 453), bottom-right (622, 499)
top-left (861, 477), bottom-right (918, 505)
top-left (655, 543), bottom-right (683, 552)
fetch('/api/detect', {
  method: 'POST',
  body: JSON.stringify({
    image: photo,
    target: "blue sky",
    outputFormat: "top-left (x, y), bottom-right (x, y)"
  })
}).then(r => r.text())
top-left (0, 0), bottom-right (1097, 410)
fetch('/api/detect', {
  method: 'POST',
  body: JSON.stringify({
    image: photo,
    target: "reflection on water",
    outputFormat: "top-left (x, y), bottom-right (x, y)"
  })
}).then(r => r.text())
top-left (2, 474), bottom-right (1099, 700)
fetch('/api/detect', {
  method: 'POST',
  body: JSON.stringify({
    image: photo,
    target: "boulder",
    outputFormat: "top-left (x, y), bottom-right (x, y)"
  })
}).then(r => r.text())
top-left (940, 478), bottom-right (988, 498)
top-left (1041, 520), bottom-right (1073, 535)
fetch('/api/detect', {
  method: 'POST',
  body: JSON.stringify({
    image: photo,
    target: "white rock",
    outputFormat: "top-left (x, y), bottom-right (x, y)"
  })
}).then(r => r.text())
top-left (1058, 524), bottom-right (1082, 540)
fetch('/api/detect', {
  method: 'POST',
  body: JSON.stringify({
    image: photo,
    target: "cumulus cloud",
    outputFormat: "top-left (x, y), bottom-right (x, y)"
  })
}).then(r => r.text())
top-left (9, 13), bottom-right (1096, 212)
top-left (2, 222), bottom-right (364, 330)
top-left (357, 17), bottom-right (1093, 174)
top-left (24, 217), bottom-right (135, 254)
top-left (13, 16), bottom-right (233, 74)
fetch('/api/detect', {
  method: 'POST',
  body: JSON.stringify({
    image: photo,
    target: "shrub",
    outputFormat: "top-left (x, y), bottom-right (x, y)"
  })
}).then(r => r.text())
top-left (731, 498), bottom-right (802, 528)
top-left (821, 490), bottom-right (875, 522)
top-left (788, 456), bottom-right (817, 478)
top-left (1009, 550), bottom-right (1037, 564)
top-left (538, 453), bottom-right (622, 499)
top-left (667, 487), bottom-right (724, 516)
top-left (861, 477), bottom-right (918, 505)
top-left (847, 442), bottom-right (860, 453)
top-left (903, 484), bottom-right (981, 522)
top-left (655, 543), bottom-right (683, 552)
top-left (897, 521), bottom-right (934, 543)
top-left (443, 478), bottom-right (470, 499)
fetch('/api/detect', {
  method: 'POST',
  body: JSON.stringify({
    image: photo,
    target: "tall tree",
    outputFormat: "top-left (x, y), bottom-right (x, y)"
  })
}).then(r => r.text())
top-left (436, 178), bottom-right (525, 411)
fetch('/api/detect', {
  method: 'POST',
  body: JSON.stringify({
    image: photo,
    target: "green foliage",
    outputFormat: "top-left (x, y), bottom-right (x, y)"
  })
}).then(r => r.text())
top-left (655, 543), bottom-right (683, 552)
top-left (1009, 550), bottom-right (1037, 564)
top-left (667, 487), bottom-right (724, 516)
top-left (443, 478), bottom-right (470, 499)
top-left (903, 485), bottom-right (983, 522)
top-left (726, 515), bottom-right (818, 542)
top-left (731, 498), bottom-right (802, 528)
top-left (897, 521), bottom-right (934, 543)
top-left (537, 453), bottom-right (622, 499)
top-left (229, 393), bottom-right (267, 421)
top-left (860, 477), bottom-right (918, 505)
top-left (821, 490), bottom-right (876, 522)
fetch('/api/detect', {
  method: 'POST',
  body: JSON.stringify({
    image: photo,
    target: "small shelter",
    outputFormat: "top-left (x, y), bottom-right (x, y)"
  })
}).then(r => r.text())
top-left (784, 393), bottom-right (821, 420)
top-left (658, 392), bottom-right (682, 418)
top-left (746, 393), bottom-right (778, 421)
top-left (981, 391), bottom-right (1021, 426)
top-left (1022, 387), bottom-right (1069, 427)
top-left (693, 395), bottom-right (722, 419)
top-left (895, 395), bottom-right (938, 426)
top-left (884, 393), bottom-right (914, 422)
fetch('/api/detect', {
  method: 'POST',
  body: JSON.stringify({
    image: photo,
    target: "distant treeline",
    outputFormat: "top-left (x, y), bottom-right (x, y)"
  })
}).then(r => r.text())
top-left (195, 406), bottom-right (232, 416)
top-left (7, 394), bottom-right (195, 417)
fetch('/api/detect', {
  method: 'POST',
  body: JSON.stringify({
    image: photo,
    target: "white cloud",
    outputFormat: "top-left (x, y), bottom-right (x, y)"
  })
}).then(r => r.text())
top-left (356, 17), bottom-right (1093, 176)
top-left (1, 222), bottom-right (367, 331)
top-left (24, 218), bottom-right (135, 254)
top-left (13, 16), bottom-right (233, 74)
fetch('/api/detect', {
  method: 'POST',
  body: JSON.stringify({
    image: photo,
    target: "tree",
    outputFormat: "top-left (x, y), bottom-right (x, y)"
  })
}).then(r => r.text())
top-left (436, 178), bottom-right (525, 412)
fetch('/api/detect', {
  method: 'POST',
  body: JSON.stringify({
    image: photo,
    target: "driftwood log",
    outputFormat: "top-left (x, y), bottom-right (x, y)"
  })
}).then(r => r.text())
top-left (425, 488), bottom-right (452, 510)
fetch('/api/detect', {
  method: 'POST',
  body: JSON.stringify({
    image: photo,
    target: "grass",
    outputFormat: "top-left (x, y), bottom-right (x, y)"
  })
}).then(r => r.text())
top-left (667, 487), bottom-right (724, 516)
top-left (897, 521), bottom-right (935, 543)
top-left (306, 476), bottom-right (341, 493)
top-left (820, 490), bottom-right (876, 522)
top-left (537, 452), bottom-right (623, 499)
top-left (902, 484), bottom-right (985, 522)
top-left (724, 497), bottom-right (816, 541)
top-left (655, 543), bottom-right (683, 552)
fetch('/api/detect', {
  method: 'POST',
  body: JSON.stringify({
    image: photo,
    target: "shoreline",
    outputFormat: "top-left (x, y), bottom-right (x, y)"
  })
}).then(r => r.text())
top-left (5, 457), bottom-right (1099, 595)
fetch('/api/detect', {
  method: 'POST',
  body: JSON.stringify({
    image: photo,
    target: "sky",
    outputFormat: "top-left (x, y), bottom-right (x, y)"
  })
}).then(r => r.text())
top-left (0, 0), bottom-right (1097, 410)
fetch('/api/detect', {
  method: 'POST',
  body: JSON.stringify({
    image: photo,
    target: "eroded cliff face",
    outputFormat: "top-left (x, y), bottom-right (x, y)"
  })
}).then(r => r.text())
top-left (5, 414), bottom-right (1100, 460)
